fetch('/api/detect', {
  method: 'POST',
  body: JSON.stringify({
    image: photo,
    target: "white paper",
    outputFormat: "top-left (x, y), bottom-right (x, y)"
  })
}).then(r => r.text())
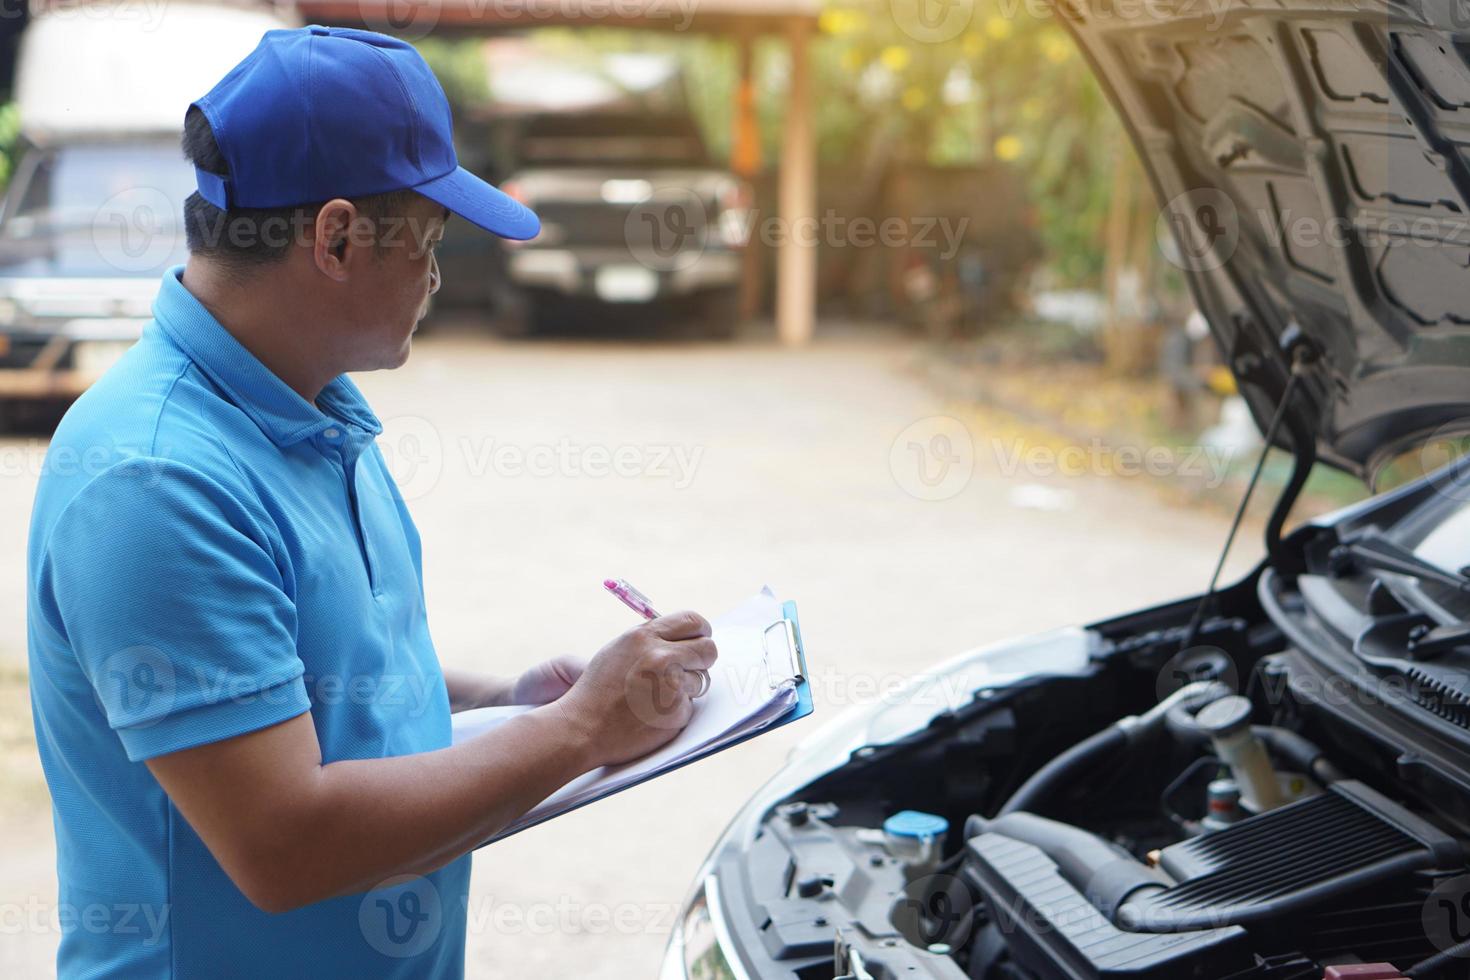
top-left (451, 587), bottom-right (801, 840)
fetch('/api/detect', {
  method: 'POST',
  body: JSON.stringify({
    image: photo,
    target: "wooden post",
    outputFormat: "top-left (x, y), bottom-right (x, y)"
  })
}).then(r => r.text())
top-left (776, 17), bottom-right (816, 346)
top-left (732, 30), bottom-right (764, 321)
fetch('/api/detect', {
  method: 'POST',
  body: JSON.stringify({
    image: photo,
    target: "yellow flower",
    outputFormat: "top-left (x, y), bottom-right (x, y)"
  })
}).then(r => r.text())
top-left (818, 9), bottom-right (868, 34)
top-left (985, 17), bottom-right (1014, 41)
top-left (995, 135), bottom-right (1024, 161)
top-left (880, 45), bottom-right (912, 72)
top-left (1042, 33), bottom-right (1074, 63)
top-left (962, 33), bottom-right (986, 58)
top-left (902, 86), bottom-right (928, 111)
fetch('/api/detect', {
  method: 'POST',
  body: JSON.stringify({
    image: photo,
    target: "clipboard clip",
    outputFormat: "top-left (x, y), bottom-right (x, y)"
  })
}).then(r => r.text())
top-left (761, 616), bottom-right (805, 690)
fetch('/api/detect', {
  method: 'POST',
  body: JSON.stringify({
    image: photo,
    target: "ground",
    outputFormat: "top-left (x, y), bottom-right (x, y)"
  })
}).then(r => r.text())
top-left (0, 322), bottom-right (1265, 977)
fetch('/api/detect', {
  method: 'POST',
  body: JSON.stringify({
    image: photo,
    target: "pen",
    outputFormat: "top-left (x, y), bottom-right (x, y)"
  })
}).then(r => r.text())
top-left (602, 578), bottom-right (710, 699)
top-left (604, 578), bottom-right (661, 620)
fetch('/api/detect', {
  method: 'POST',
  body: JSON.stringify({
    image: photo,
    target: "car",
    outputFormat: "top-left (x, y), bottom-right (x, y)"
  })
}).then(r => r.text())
top-left (497, 110), bottom-right (751, 339)
top-left (0, 1), bottom-right (292, 426)
top-left (660, 3), bottom-right (1470, 979)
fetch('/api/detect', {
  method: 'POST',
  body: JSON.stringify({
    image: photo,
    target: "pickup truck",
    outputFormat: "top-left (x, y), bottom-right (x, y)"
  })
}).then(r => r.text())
top-left (0, 0), bottom-right (292, 427)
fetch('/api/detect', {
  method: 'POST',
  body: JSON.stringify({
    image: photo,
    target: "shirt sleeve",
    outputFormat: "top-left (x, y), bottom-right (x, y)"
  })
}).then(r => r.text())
top-left (40, 456), bottom-right (310, 762)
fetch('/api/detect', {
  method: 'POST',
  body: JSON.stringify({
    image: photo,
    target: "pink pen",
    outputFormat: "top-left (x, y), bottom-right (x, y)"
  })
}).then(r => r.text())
top-left (604, 578), bottom-right (661, 620)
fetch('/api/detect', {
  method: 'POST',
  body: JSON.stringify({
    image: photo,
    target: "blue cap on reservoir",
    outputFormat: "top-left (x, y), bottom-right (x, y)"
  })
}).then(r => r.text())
top-left (883, 810), bottom-right (949, 840)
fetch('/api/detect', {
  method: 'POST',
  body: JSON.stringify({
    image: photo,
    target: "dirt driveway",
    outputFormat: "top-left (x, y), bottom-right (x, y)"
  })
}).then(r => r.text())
top-left (0, 324), bottom-right (1260, 977)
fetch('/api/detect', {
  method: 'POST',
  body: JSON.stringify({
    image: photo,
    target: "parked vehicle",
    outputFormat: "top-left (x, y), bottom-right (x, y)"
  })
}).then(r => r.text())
top-left (661, 3), bottom-right (1470, 978)
top-left (497, 110), bottom-right (751, 338)
top-left (0, 1), bottom-right (292, 425)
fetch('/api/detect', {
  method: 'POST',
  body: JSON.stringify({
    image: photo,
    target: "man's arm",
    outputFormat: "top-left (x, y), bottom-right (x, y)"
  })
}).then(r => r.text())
top-left (442, 654), bottom-right (586, 712)
top-left (442, 668), bottom-right (512, 712)
top-left (145, 613), bottom-right (715, 914)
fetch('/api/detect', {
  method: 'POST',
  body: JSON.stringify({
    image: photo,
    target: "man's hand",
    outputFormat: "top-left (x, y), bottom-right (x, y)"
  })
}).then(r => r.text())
top-left (552, 611), bottom-right (718, 768)
top-left (510, 655), bottom-right (586, 705)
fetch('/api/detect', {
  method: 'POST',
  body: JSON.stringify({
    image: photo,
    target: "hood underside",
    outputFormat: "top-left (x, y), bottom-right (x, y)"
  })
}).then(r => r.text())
top-left (1065, 0), bottom-right (1470, 476)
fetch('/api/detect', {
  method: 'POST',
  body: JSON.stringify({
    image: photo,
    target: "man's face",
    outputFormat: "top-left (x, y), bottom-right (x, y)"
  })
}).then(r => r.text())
top-left (340, 195), bottom-right (447, 371)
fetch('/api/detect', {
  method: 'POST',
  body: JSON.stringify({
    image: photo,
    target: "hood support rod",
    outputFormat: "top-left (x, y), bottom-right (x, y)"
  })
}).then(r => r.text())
top-left (1181, 333), bottom-right (1318, 649)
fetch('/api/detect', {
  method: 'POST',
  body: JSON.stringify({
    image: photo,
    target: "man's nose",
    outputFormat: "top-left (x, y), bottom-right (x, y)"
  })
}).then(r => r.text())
top-left (427, 251), bottom-right (441, 296)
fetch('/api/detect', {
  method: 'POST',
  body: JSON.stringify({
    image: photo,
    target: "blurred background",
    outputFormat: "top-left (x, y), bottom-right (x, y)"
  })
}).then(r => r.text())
top-left (0, 0), bottom-right (1400, 975)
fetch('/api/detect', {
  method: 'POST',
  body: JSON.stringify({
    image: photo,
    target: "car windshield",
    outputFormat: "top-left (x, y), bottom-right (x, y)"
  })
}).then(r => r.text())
top-left (1, 142), bottom-right (194, 239)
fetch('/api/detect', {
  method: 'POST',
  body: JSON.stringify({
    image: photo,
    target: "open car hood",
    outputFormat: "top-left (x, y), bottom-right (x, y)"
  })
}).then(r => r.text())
top-left (1065, 0), bottom-right (1470, 477)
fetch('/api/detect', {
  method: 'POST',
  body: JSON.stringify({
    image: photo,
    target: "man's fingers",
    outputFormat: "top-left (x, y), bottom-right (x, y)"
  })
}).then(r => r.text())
top-left (665, 637), bottom-right (717, 671)
top-left (647, 610), bottom-right (712, 642)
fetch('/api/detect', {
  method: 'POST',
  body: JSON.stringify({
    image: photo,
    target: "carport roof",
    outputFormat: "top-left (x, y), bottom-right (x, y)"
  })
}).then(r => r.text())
top-left (294, 0), bottom-right (820, 34)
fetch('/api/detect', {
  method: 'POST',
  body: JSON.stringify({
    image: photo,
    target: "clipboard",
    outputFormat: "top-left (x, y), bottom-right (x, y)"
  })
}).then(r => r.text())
top-left (482, 599), bottom-right (813, 845)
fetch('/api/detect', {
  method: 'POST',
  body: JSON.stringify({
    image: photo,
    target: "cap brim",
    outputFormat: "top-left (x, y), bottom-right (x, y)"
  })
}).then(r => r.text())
top-left (413, 166), bottom-right (540, 241)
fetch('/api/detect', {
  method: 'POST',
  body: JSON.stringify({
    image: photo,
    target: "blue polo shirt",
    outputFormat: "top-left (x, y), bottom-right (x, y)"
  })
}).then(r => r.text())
top-left (26, 264), bottom-right (469, 978)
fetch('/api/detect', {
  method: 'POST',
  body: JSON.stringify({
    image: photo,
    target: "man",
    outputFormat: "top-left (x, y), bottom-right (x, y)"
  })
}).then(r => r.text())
top-left (25, 26), bottom-right (716, 978)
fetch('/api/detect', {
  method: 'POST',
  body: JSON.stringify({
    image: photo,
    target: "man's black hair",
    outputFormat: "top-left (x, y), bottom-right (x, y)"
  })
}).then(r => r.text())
top-left (181, 106), bottom-right (418, 275)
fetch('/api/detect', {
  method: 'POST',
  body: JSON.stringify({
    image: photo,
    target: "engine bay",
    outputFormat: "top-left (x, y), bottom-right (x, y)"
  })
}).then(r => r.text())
top-left (719, 563), bottom-right (1470, 980)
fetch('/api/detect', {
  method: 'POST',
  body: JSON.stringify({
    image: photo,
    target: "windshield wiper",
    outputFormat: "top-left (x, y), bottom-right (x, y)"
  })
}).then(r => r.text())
top-left (1328, 529), bottom-right (1470, 592)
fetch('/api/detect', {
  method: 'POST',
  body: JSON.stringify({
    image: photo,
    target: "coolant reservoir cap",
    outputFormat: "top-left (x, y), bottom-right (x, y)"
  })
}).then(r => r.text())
top-left (883, 810), bottom-right (949, 840)
top-left (1195, 695), bottom-right (1253, 737)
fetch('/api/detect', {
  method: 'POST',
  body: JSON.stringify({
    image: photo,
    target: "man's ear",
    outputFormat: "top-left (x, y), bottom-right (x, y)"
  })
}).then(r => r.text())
top-left (312, 199), bottom-right (358, 282)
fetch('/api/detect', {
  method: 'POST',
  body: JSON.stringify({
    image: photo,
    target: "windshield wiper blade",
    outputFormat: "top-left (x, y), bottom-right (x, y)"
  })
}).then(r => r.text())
top-left (1329, 530), bottom-right (1470, 592)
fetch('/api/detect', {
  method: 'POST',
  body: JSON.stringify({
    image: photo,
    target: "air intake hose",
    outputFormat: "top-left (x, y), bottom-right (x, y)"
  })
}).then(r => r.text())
top-left (996, 681), bottom-right (1231, 817)
top-left (969, 812), bottom-right (1167, 919)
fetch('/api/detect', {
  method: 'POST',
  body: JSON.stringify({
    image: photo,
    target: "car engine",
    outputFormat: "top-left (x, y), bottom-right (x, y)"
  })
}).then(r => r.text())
top-left (729, 611), bottom-right (1470, 980)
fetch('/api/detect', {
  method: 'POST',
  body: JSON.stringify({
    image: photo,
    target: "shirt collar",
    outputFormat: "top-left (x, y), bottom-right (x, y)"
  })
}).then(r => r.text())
top-left (151, 265), bottom-right (383, 448)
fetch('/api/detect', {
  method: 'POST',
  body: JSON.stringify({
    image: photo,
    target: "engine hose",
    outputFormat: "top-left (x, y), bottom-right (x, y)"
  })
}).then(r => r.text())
top-left (1407, 936), bottom-right (1470, 978)
top-left (996, 682), bottom-right (1229, 818)
top-left (996, 724), bottom-right (1128, 818)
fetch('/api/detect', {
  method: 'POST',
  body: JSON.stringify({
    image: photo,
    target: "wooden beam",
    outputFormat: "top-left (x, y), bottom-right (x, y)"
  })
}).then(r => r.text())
top-left (776, 18), bottom-right (815, 346)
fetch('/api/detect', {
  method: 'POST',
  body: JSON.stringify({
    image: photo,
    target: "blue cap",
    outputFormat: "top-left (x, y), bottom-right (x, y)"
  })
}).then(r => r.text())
top-left (883, 810), bottom-right (949, 840)
top-left (189, 25), bottom-right (539, 241)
